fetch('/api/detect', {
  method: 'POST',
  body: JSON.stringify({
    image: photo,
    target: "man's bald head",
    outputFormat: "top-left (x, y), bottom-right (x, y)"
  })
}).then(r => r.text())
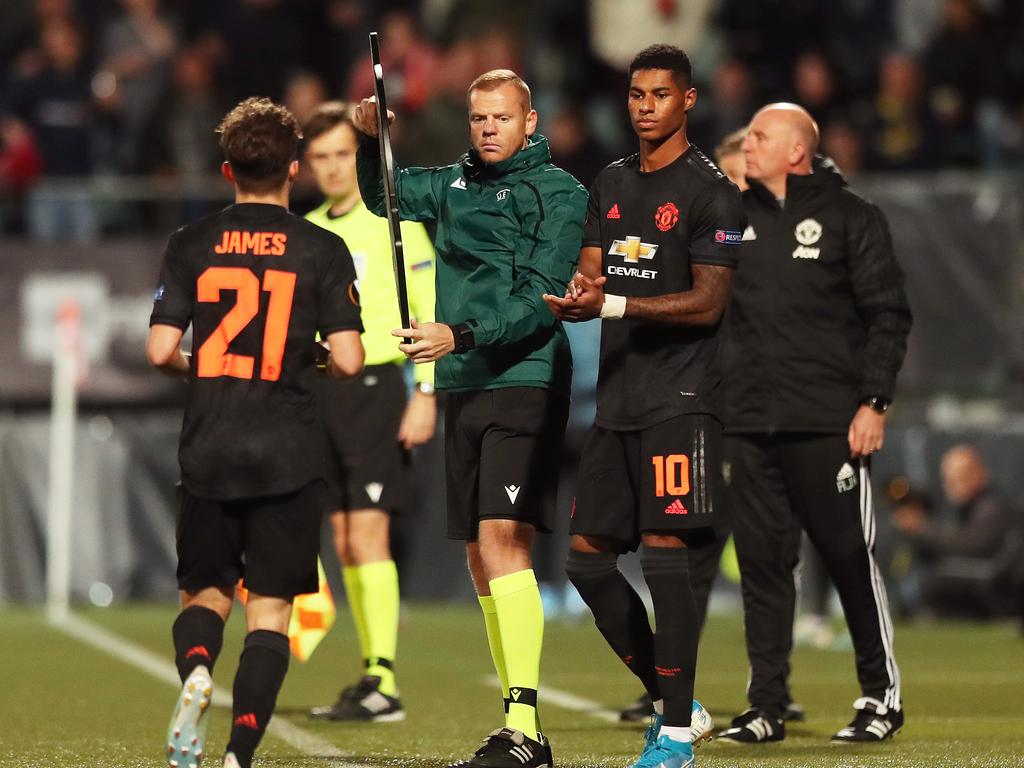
top-left (755, 102), bottom-right (820, 154)
top-left (941, 444), bottom-right (989, 506)
top-left (740, 102), bottom-right (819, 192)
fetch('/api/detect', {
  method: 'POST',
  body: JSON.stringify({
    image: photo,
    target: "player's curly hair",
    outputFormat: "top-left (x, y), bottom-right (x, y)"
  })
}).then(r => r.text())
top-left (217, 97), bottom-right (302, 193)
top-left (629, 44), bottom-right (693, 89)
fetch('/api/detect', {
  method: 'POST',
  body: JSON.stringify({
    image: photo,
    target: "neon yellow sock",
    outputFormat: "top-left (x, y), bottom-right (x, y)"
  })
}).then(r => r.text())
top-left (479, 594), bottom-right (510, 719)
top-left (342, 565), bottom-right (370, 667)
top-left (490, 569), bottom-right (543, 740)
top-left (358, 560), bottom-right (400, 696)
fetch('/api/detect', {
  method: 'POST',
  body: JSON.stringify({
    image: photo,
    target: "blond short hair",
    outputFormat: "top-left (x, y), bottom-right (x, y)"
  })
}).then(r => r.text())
top-left (467, 69), bottom-right (532, 112)
top-left (714, 127), bottom-right (747, 162)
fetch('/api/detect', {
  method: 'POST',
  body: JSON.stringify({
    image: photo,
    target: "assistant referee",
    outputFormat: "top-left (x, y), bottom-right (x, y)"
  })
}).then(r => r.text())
top-left (301, 102), bottom-right (437, 723)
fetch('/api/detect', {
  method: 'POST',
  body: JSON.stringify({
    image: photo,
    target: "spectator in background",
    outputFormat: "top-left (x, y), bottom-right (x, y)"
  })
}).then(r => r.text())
top-left (866, 53), bottom-right (937, 170)
top-left (0, 116), bottom-right (42, 231)
top-left (820, 0), bottom-right (895, 97)
top-left (791, 52), bottom-right (846, 135)
top-left (96, 0), bottom-right (178, 173)
top-left (688, 58), bottom-right (755, 150)
top-left (885, 482), bottom-right (932, 618)
top-left (284, 71), bottom-right (328, 129)
top-left (283, 71), bottom-right (329, 212)
top-left (6, 18), bottom-right (99, 241)
top-left (714, 127), bottom-right (747, 191)
top-left (714, 0), bottom-right (818, 98)
top-left (401, 38), bottom-right (478, 167)
top-left (923, 0), bottom-right (996, 166)
top-left (207, 0), bottom-right (305, 103)
top-left (821, 121), bottom-right (865, 177)
top-left (312, 0), bottom-right (369, 96)
top-left (892, 444), bottom-right (1021, 618)
top-left (544, 102), bottom-right (606, 188)
top-left (345, 9), bottom-right (435, 115)
top-left (144, 46), bottom-right (223, 219)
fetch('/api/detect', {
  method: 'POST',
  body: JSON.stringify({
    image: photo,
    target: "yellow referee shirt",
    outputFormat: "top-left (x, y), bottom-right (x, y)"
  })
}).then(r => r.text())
top-left (307, 199), bottom-right (436, 384)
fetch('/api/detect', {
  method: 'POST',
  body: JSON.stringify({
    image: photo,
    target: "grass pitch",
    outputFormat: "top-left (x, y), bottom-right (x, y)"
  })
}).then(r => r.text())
top-left (0, 603), bottom-right (1021, 767)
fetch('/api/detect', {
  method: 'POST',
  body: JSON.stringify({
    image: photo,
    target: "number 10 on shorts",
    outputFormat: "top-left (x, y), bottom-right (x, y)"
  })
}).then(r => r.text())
top-left (651, 454), bottom-right (690, 497)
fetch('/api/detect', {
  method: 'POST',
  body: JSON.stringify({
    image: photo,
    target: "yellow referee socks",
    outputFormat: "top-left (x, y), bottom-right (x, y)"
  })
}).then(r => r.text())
top-left (478, 594), bottom-right (511, 717)
top-left (490, 569), bottom-right (544, 741)
top-left (341, 565), bottom-right (370, 663)
top-left (357, 560), bottom-right (400, 696)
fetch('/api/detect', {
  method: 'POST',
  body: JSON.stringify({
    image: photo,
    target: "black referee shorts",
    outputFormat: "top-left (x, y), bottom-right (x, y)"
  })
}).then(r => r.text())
top-left (445, 387), bottom-right (569, 541)
top-left (314, 363), bottom-right (413, 515)
top-left (571, 414), bottom-right (723, 551)
top-left (175, 479), bottom-right (325, 599)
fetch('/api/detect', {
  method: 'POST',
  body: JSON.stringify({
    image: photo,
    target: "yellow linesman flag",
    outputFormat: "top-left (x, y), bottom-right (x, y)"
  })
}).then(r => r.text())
top-left (236, 558), bottom-right (337, 661)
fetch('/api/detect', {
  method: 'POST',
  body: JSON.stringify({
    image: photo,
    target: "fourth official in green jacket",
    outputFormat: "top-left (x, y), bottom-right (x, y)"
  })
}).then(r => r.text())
top-left (353, 70), bottom-right (586, 768)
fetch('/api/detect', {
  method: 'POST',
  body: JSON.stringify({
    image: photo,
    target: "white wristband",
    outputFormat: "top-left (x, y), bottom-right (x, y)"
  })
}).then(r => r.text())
top-left (600, 293), bottom-right (627, 319)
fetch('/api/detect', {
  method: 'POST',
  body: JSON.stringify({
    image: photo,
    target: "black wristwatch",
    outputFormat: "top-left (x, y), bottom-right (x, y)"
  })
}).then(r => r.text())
top-left (448, 322), bottom-right (476, 354)
top-left (862, 396), bottom-right (891, 414)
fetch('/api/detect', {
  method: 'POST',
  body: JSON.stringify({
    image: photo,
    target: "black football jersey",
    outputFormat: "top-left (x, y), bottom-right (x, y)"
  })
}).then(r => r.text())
top-left (583, 148), bottom-right (745, 430)
top-left (150, 202), bottom-right (363, 499)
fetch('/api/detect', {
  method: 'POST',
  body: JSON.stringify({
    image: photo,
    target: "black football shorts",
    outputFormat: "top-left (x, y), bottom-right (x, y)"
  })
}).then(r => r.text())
top-left (571, 413), bottom-right (722, 550)
top-left (314, 363), bottom-right (413, 515)
top-left (175, 479), bottom-right (325, 598)
top-left (445, 387), bottom-right (569, 541)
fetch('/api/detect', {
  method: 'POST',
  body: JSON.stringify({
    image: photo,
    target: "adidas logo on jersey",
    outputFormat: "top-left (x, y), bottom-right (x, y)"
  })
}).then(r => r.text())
top-left (836, 463), bottom-right (858, 493)
top-left (606, 204), bottom-right (621, 219)
top-left (664, 499), bottom-right (688, 515)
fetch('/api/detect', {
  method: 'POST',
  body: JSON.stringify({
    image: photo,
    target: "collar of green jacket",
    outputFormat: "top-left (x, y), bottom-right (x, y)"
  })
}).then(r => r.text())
top-left (461, 134), bottom-right (551, 181)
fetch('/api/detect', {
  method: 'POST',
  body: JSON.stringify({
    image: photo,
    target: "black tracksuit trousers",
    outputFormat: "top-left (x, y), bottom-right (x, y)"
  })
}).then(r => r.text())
top-left (725, 433), bottom-right (902, 717)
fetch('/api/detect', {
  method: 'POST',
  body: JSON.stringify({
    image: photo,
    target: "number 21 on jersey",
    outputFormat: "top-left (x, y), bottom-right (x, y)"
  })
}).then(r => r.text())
top-left (196, 266), bottom-right (295, 382)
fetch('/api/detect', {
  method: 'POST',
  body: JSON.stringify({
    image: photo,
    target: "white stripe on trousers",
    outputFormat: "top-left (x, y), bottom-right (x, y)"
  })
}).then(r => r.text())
top-left (858, 459), bottom-right (902, 710)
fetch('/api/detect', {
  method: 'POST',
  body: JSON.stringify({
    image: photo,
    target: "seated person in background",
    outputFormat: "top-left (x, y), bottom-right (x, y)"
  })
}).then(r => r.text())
top-left (892, 444), bottom-right (1019, 618)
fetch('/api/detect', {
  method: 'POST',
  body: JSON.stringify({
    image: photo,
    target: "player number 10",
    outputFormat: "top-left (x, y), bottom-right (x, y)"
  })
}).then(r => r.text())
top-left (196, 266), bottom-right (296, 382)
top-left (652, 454), bottom-right (690, 497)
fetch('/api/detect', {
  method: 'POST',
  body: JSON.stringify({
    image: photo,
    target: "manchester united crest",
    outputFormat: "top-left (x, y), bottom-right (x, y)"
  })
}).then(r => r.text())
top-left (655, 202), bottom-right (679, 232)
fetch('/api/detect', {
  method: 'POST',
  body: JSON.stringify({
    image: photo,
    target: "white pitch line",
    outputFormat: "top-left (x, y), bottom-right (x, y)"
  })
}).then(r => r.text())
top-left (484, 675), bottom-right (620, 723)
top-left (51, 612), bottom-right (368, 767)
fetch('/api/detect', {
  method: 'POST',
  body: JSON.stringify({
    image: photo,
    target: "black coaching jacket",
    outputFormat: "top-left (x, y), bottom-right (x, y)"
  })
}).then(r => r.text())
top-left (723, 158), bottom-right (913, 433)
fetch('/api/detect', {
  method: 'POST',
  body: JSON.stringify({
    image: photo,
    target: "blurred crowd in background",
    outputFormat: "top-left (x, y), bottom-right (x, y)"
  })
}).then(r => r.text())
top-left (1, 0), bottom-right (1023, 239)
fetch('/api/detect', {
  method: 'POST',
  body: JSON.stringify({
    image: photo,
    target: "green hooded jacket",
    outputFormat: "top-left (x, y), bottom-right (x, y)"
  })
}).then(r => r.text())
top-left (356, 134), bottom-right (587, 395)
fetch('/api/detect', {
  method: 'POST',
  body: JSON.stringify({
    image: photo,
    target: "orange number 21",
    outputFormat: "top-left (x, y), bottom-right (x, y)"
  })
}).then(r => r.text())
top-left (196, 267), bottom-right (296, 381)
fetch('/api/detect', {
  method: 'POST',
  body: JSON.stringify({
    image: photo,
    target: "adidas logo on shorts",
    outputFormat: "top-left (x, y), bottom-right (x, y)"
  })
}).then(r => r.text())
top-left (664, 499), bottom-right (688, 515)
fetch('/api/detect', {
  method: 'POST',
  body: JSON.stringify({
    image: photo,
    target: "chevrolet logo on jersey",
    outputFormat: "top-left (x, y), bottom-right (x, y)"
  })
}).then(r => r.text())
top-left (607, 236), bottom-right (659, 279)
top-left (609, 236), bottom-right (658, 263)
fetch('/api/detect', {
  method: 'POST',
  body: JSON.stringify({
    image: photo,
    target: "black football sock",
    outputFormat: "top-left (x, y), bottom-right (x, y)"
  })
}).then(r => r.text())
top-left (567, 549), bottom-right (660, 700)
top-left (172, 605), bottom-right (225, 682)
top-left (227, 630), bottom-right (290, 768)
top-left (642, 546), bottom-right (699, 728)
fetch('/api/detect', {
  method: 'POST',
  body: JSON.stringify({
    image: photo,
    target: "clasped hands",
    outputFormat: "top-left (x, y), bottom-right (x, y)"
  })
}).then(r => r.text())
top-left (543, 272), bottom-right (607, 322)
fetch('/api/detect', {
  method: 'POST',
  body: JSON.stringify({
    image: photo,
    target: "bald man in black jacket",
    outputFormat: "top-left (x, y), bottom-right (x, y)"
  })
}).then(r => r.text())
top-left (719, 103), bottom-right (912, 746)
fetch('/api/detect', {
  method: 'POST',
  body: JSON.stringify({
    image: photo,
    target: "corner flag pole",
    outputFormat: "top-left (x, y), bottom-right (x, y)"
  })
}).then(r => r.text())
top-left (47, 300), bottom-right (81, 623)
top-left (369, 31), bottom-right (412, 345)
